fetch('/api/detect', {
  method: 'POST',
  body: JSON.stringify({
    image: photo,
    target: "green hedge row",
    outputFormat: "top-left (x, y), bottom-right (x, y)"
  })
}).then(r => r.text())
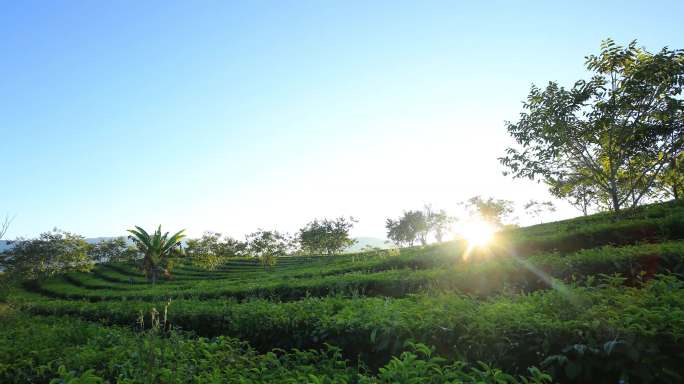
top-left (506, 213), bottom-right (684, 255)
top-left (513, 199), bottom-right (684, 238)
top-left (16, 275), bottom-right (684, 381)
top-left (0, 313), bottom-right (553, 384)
top-left (38, 208), bottom-right (684, 299)
top-left (28, 241), bottom-right (684, 302)
top-left (27, 245), bottom-right (458, 299)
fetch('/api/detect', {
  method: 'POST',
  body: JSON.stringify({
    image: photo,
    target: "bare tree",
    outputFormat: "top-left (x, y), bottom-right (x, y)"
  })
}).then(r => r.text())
top-left (523, 200), bottom-right (556, 224)
top-left (0, 215), bottom-right (13, 240)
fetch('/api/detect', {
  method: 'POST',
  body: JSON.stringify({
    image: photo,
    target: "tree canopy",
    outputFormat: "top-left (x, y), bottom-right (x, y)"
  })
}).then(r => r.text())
top-left (385, 210), bottom-right (427, 247)
top-left (246, 229), bottom-right (291, 268)
top-left (462, 196), bottom-right (515, 226)
top-left (184, 232), bottom-right (247, 269)
top-left (500, 39), bottom-right (684, 213)
top-left (186, 232), bottom-right (246, 258)
top-left (88, 237), bottom-right (138, 263)
top-left (0, 229), bottom-right (93, 281)
top-left (426, 206), bottom-right (454, 243)
top-left (386, 206), bottom-right (455, 246)
top-left (297, 217), bottom-right (357, 256)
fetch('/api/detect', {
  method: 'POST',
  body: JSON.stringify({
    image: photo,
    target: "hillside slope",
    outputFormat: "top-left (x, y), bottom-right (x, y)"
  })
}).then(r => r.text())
top-left (2, 199), bottom-right (684, 383)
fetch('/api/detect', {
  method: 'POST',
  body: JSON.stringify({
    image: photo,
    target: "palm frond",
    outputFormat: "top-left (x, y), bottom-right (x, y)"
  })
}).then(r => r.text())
top-left (128, 225), bottom-right (186, 283)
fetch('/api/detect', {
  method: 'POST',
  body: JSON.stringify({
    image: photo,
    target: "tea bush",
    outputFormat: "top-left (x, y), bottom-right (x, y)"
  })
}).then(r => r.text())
top-left (0, 314), bottom-right (551, 384)
top-left (5, 200), bottom-right (684, 383)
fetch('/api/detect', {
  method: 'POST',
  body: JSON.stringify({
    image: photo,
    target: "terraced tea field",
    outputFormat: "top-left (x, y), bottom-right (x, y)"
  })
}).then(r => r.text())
top-left (2, 200), bottom-right (684, 383)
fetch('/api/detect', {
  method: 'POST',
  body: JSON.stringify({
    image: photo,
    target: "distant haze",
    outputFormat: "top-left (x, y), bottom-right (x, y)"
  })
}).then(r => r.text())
top-left (345, 237), bottom-right (391, 252)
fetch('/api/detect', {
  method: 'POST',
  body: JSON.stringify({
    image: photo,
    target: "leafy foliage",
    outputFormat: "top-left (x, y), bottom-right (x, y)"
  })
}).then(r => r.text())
top-left (246, 229), bottom-right (291, 268)
top-left (463, 196), bottom-right (515, 226)
top-left (0, 314), bottom-right (552, 384)
top-left (0, 229), bottom-right (93, 281)
top-left (87, 237), bottom-right (138, 263)
top-left (655, 152), bottom-right (684, 200)
top-left (127, 225), bottom-right (185, 284)
top-left (386, 209), bottom-right (434, 246)
top-left (13, 275), bottom-right (684, 383)
top-left (297, 217), bottom-right (357, 255)
top-left (5, 200), bottom-right (684, 382)
top-left (541, 338), bottom-right (684, 383)
top-left (184, 232), bottom-right (247, 269)
top-left (425, 206), bottom-right (455, 243)
top-left (18, 239), bottom-right (684, 303)
top-left (500, 39), bottom-right (684, 212)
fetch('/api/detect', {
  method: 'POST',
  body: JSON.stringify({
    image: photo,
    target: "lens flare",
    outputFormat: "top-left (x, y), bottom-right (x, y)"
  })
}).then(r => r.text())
top-left (460, 219), bottom-right (497, 246)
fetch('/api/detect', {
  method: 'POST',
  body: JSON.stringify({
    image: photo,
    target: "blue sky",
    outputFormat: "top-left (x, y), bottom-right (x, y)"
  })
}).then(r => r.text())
top-left (2, 1), bottom-right (683, 239)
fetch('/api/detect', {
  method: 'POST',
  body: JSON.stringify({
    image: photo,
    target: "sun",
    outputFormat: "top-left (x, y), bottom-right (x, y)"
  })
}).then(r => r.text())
top-left (459, 219), bottom-right (497, 247)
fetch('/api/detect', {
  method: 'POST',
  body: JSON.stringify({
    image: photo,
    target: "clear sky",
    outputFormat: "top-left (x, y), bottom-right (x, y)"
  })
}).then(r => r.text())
top-left (2, 1), bottom-right (683, 240)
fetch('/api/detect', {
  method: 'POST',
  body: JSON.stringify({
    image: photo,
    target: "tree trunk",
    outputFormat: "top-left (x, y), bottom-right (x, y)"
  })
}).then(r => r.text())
top-left (609, 181), bottom-right (621, 213)
top-left (611, 196), bottom-right (620, 214)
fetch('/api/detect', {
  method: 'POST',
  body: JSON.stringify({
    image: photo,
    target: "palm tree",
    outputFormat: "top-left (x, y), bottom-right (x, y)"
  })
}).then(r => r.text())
top-left (127, 225), bottom-right (185, 284)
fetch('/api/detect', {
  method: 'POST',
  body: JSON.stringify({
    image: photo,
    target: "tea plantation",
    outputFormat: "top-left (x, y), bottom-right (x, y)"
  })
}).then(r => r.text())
top-left (2, 200), bottom-right (684, 383)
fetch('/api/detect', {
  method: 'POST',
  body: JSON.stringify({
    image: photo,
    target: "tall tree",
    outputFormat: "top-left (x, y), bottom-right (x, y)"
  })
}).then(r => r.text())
top-left (297, 217), bottom-right (357, 256)
top-left (385, 218), bottom-right (409, 247)
top-left (500, 39), bottom-right (684, 212)
top-left (246, 229), bottom-right (290, 268)
top-left (405, 210), bottom-right (430, 246)
top-left (385, 210), bottom-right (430, 247)
top-left (127, 225), bottom-right (185, 284)
top-left (425, 205), bottom-right (455, 243)
top-left (463, 196), bottom-right (514, 226)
